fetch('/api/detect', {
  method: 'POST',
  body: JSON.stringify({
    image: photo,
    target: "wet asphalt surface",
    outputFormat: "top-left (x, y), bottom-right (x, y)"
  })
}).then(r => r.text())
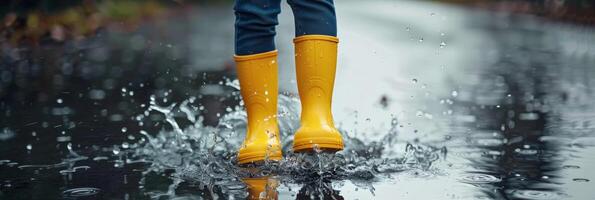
top-left (1, 1), bottom-right (595, 199)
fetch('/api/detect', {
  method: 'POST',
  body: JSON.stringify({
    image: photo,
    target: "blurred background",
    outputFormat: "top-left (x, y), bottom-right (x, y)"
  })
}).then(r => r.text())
top-left (1, 0), bottom-right (594, 199)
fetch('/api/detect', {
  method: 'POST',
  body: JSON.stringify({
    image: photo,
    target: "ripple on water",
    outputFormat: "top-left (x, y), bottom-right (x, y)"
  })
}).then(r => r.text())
top-left (459, 173), bottom-right (501, 184)
top-left (572, 178), bottom-right (590, 182)
top-left (62, 187), bottom-right (101, 198)
top-left (508, 189), bottom-right (568, 200)
top-left (562, 165), bottom-right (580, 169)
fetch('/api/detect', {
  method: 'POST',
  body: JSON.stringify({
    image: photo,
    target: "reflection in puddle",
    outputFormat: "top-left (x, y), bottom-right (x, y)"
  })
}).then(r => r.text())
top-left (243, 177), bottom-right (278, 200)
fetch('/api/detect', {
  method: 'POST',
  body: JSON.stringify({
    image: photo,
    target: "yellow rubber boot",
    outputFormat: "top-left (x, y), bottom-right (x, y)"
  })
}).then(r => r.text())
top-left (234, 50), bottom-right (282, 164)
top-left (292, 35), bottom-right (344, 152)
top-left (242, 177), bottom-right (279, 200)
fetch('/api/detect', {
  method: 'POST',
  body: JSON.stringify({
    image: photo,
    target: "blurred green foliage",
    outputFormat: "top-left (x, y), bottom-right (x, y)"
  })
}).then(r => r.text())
top-left (1, 0), bottom-right (172, 45)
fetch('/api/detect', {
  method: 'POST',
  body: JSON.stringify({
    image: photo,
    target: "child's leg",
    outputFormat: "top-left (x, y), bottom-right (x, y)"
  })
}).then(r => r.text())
top-left (234, 0), bottom-right (283, 164)
top-left (287, 0), bottom-right (344, 152)
top-left (234, 0), bottom-right (282, 55)
top-left (287, 0), bottom-right (337, 37)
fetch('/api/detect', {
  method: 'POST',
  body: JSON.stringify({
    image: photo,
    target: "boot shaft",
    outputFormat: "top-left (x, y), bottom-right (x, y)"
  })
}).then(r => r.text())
top-left (293, 35), bottom-right (339, 127)
top-left (234, 50), bottom-right (279, 138)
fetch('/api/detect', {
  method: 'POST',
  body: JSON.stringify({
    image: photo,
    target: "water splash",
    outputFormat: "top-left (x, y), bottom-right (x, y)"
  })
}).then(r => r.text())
top-left (123, 85), bottom-right (447, 198)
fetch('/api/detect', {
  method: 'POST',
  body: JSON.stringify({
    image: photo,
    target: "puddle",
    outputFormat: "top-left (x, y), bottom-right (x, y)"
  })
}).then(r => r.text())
top-left (1, 1), bottom-right (595, 199)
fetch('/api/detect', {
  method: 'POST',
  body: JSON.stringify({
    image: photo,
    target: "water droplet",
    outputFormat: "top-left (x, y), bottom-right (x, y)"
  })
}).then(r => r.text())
top-left (26, 144), bottom-right (32, 150)
top-left (416, 110), bottom-right (424, 117)
top-left (121, 127), bottom-right (127, 133)
top-left (114, 160), bottom-right (124, 168)
top-left (451, 90), bottom-right (458, 97)
top-left (412, 78), bottom-right (418, 83)
top-left (57, 99), bottom-right (63, 104)
top-left (440, 41), bottom-right (446, 48)
top-left (313, 144), bottom-right (322, 153)
top-left (418, 37), bottom-right (424, 42)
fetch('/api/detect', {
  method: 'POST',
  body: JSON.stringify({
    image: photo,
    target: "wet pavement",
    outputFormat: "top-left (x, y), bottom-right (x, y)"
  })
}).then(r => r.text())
top-left (1, 1), bottom-right (595, 199)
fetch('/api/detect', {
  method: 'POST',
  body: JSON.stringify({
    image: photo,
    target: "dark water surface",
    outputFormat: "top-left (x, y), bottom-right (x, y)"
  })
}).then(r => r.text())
top-left (1, 1), bottom-right (595, 199)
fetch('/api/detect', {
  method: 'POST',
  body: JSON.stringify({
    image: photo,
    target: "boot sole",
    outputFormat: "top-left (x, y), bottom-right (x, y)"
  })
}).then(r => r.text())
top-left (293, 137), bottom-right (344, 152)
top-left (238, 150), bottom-right (283, 164)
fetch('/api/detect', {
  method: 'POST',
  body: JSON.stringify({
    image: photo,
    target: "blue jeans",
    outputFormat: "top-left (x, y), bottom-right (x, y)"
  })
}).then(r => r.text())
top-left (234, 0), bottom-right (337, 55)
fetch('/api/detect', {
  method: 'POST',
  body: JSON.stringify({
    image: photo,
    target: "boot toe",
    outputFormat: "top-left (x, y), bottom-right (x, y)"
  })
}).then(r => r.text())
top-left (292, 126), bottom-right (344, 152)
top-left (238, 141), bottom-right (283, 164)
